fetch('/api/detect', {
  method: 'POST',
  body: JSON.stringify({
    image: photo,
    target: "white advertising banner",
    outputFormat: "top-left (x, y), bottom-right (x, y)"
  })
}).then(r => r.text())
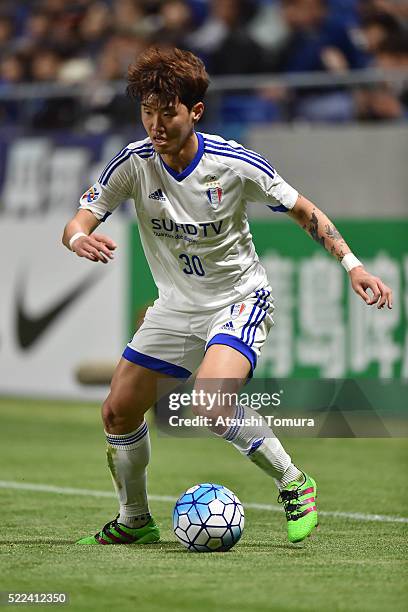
top-left (0, 215), bottom-right (127, 400)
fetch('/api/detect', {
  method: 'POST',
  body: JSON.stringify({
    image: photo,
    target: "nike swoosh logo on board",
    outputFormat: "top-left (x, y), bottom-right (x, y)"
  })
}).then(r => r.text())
top-left (15, 271), bottom-right (103, 349)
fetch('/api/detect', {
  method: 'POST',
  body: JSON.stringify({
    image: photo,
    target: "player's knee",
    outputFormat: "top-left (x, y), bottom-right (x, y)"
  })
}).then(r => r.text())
top-left (190, 390), bottom-right (227, 420)
top-left (102, 394), bottom-right (142, 431)
top-left (102, 397), bottom-right (122, 430)
top-left (190, 394), bottom-right (208, 417)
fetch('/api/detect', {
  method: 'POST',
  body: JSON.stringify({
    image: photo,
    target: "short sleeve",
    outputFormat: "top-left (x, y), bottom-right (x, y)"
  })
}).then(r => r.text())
top-left (244, 171), bottom-right (299, 213)
top-left (79, 149), bottom-right (134, 221)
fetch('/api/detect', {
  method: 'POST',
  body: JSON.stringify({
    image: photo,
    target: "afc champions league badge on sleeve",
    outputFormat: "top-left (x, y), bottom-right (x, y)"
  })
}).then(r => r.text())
top-left (205, 175), bottom-right (223, 209)
top-left (80, 182), bottom-right (101, 205)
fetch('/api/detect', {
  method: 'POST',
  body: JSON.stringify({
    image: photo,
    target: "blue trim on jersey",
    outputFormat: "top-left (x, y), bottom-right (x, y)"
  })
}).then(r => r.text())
top-left (204, 147), bottom-right (276, 181)
top-left (122, 346), bottom-right (191, 378)
top-left (101, 150), bottom-right (132, 185)
top-left (203, 137), bottom-right (275, 176)
top-left (99, 143), bottom-right (152, 183)
top-left (99, 143), bottom-right (154, 186)
top-left (241, 295), bottom-right (260, 345)
top-left (98, 146), bottom-right (128, 183)
top-left (267, 204), bottom-right (289, 213)
top-left (101, 149), bottom-right (154, 186)
top-left (160, 132), bottom-right (204, 182)
top-left (241, 289), bottom-right (266, 344)
top-left (248, 307), bottom-right (268, 347)
top-left (249, 288), bottom-right (270, 346)
top-left (205, 333), bottom-right (257, 377)
top-left (251, 289), bottom-right (270, 313)
top-left (100, 211), bottom-right (112, 222)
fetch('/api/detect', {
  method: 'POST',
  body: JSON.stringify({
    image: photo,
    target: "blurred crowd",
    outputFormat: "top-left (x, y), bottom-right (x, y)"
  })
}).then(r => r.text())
top-left (0, 0), bottom-right (407, 128)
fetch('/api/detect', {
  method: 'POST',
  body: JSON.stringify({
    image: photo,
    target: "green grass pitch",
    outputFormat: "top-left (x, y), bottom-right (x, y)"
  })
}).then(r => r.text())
top-left (0, 397), bottom-right (407, 611)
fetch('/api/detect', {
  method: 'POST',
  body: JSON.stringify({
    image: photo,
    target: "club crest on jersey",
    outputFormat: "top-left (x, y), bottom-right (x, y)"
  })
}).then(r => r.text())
top-left (206, 187), bottom-right (222, 208)
top-left (81, 183), bottom-right (101, 204)
top-left (205, 177), bottom-right (222, 209)
top-left (230, 303), bottom-right (246, 319)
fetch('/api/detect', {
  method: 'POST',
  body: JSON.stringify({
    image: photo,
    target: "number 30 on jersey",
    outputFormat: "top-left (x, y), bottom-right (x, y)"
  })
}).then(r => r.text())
top-left (178, 253), bottom-right (205, 276)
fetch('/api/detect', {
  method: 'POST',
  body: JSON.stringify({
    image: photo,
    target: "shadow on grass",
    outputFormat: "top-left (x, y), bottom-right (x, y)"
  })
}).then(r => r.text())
top-left (1, 539), bottom-right (184, 549)
top-left (1, 539), bottom-right (309, 552)
top-left (231, 542), bottom-right (307, 552)
top-left (151, 540), bottom-right (308, 554)
top-left (1, 540), bottom-right (75, 545)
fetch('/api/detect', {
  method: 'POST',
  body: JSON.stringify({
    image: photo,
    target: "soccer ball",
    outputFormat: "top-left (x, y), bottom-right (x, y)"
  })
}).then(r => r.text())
top-left (173, 483), bottom-right (245, 552)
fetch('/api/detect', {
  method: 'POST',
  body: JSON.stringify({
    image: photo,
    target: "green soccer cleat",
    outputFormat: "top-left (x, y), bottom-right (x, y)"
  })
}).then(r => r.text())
top-left (278, 473), bottom-right (318, 543)
top-left (76, 515), bottom-right (160, 545)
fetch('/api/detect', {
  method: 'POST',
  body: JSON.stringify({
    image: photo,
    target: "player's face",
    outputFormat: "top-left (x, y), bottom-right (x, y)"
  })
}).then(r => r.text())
top-left (141, 98), bottom-right (203, 155)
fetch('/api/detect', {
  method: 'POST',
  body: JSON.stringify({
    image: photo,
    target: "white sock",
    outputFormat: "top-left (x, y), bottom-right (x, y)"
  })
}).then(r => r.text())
top-left (221, 404), bottom-right (302, 488)
top-left (105, 422), bottom-right (151, 527)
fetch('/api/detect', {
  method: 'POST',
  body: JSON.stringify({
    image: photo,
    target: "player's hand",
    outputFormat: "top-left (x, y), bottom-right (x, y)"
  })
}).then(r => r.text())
top-left (349, 267), bottom-right (392, 309)
top-left (72, 233), bottom-right (117, 264)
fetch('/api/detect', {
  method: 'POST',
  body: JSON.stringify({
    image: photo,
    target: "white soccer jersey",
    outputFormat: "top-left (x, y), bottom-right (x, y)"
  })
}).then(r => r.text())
top-left (79, 132), bottom-right (298, 312)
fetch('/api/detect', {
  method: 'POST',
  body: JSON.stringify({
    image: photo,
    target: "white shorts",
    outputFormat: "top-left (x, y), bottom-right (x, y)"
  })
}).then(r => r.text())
top-left (123, 286), bottom-right (274, 378)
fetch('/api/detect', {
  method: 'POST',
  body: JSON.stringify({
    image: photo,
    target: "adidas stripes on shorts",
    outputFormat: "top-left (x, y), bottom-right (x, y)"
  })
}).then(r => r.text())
top-left (123, 286), bottom-right (274, 378)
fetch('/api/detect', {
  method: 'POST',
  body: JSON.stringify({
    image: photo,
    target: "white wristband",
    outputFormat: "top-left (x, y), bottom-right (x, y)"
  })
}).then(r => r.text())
top-left (69, 232), bottom-right (87, 251)
top-left (341, 253), bottom-right (363, 272)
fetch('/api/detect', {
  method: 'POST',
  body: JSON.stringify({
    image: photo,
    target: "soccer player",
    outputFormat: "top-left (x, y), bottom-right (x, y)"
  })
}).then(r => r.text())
top-left (62, 47), bottom-right (392, 545)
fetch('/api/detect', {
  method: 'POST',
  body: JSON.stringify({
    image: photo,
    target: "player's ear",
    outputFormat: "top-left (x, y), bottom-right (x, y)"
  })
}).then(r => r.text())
top-left (191, 102), bottom-right (204, 123)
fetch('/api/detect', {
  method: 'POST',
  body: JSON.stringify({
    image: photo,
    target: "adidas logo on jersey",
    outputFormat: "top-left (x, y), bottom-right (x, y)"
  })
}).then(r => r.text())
top-left (221, 321), bottom-right (235, 331)
top-left (149, 188), bottom-right (166, 201)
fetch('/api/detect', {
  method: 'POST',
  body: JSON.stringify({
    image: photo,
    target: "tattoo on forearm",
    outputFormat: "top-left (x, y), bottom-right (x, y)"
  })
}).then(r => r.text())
top-left (325, 223), bottom-right (347, 261)
top-left (331, 245), bottom-right (346, 261)
top-left (304, 210), bottom-right (325, 248)
top-left (325, 224), bottom-right (342, 241)
top-left (303, 210), bottom-right (347, 261)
